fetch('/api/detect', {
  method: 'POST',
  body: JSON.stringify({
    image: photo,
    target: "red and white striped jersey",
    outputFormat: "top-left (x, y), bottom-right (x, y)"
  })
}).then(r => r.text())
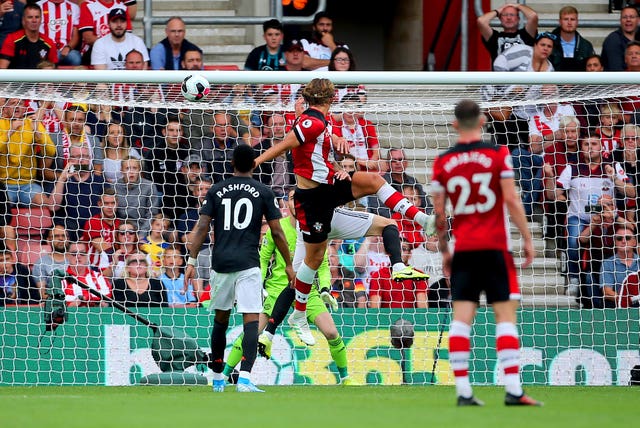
top-left (78, 0), bottom-right (133, 50)
top-left (291, 108), bottom-right (334, 184)
top-left (63, 268), bottom-right (112, 304)
top-left (38, 0), bottom-right (80, 50)
top-left (82, 215), bottom-right (120, 268)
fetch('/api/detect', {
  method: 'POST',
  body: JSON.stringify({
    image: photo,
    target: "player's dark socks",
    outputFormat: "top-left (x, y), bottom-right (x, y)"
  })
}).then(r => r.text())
top-left (265, 287), bottom-right (296, 334)
top-left (382, 224), bottom-right (403, 265)
top-left (505, 392), bottom-right (543, 406)
top-left (457, 396), bottom-right (485, 406)
top-left (240, 320), bottom-right (259, 373)
top-left (209, 320), bottom-right (228, 372)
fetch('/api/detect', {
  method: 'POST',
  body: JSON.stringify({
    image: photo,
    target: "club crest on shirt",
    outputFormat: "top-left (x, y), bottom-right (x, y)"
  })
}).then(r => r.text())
top-left (313, 222), bottom-right (323, 232)
top-left (302, 119), bottom-right (312, 128)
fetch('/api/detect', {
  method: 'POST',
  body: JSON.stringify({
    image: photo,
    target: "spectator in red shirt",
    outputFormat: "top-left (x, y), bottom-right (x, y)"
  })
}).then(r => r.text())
top-left (62, 241), bottom-right (112, 307)
top-left (0, 3), bottom-right (58, 69)
top-left (368, 237), bottom-right (428, 308)
top-left (82, 187), bottom-right (121, 272)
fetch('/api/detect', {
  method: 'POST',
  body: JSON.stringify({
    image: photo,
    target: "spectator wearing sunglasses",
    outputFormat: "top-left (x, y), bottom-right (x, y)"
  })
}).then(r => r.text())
top-left (548, 6), bottom-right (595, 71)
top-left (600, 225), bottom-right (640, 307)
top-left (602, 6), bottom-right (640, 71)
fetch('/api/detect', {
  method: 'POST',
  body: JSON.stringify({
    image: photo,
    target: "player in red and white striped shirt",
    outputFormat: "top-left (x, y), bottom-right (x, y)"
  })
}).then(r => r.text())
top-left (254, 78), bottom-right (431, 345)
top-left (37, 0), bottom-right (82, 65)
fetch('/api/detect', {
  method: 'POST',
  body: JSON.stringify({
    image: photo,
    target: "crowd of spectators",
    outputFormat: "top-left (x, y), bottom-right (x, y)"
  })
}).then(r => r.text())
top-left (1, 3), bottom-right (640, 310)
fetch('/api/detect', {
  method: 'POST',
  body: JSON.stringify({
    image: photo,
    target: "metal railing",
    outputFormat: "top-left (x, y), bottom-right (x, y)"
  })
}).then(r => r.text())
top-left (142, 0), bottom-right (327, 49)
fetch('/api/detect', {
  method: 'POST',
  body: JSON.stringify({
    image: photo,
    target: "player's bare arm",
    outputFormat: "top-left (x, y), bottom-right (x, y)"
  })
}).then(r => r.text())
top-left (500, 176), bottom-right (534, 268)
top-left (253, 130), bottom-right (300, 168)
top-left (268, 218), bottom-right (296, 285)
top-left (330, 133), bottom-right (350, 156)
top-left (183, 214), bottom-right (212, 291)
top-left (432, 190), bottom-right (451, 276)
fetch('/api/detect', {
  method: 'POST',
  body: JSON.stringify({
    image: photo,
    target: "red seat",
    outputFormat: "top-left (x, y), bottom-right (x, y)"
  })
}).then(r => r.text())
top-left (16, 239), bottom-right (52, 267)
top-left (203, 64), bottom-right (240, 71)
top-left (10, 207), bottom-right (53, 237)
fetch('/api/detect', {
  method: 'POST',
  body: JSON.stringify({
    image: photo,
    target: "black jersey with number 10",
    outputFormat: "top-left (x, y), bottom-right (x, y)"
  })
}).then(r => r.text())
top-left (200, 176), bottom-right (282, 273)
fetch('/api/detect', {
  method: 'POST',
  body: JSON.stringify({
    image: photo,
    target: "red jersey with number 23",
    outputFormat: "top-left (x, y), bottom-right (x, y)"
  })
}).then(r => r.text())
top-left (292, 108), bottom-right (335, 184)
top-left (431, 141), bottom-right (514, 252)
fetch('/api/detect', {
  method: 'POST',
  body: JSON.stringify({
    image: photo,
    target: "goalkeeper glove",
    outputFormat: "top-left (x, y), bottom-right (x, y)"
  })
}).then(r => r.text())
top-left (319, 287), bottom-right (338, 311)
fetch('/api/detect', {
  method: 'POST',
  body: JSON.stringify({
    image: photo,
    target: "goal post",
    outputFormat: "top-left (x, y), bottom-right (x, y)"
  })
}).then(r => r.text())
top-left (0, 71), bottom-right (638, 386)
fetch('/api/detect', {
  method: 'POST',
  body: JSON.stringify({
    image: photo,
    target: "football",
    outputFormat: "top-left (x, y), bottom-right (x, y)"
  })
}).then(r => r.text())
top-left (181, 74), bottom-right (211, 101)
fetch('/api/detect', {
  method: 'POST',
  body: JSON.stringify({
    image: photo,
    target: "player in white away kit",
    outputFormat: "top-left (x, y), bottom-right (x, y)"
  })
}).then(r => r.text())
top-left (431, 100), bottom-right (542, 407)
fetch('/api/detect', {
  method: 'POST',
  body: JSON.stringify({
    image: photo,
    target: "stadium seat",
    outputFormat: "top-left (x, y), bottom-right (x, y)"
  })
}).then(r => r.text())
top-left (16, 239), bottom-right (52, 267)
top-left (10, 206), bottom-right (53, 238)
top-left (203, 64), bottom-right (240, 71)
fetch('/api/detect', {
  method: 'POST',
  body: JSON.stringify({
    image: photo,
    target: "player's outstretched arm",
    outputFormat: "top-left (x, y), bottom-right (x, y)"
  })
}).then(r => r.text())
top-left (268, 219), bottom-right (295, 284)
top-left (184, 214), bottom-right (212, 292)
top-left (500, 176), bottom-right (534, 268)
top-left (254, 130), bottom-right (300, 169)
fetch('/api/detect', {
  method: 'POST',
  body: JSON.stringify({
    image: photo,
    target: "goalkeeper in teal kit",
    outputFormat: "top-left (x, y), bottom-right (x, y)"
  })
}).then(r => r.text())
top-left (222, 192), bottom-right (353, 384)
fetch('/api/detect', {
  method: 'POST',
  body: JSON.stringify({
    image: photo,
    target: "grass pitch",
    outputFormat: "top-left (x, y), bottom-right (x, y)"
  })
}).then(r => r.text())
top-left (1, 385), bottom-right (635, 428)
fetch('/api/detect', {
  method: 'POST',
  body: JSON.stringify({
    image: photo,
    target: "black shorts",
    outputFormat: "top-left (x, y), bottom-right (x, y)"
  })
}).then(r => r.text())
top-left (295, 178), bottom-right (355, 243)
top-left (450, 250), bottom-right (520, 304)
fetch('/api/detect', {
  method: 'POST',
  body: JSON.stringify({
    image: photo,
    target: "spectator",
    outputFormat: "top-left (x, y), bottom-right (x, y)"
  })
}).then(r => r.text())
top-left (477, 2), bottom-right (538, 67)
top-left (51, 143), bottom-right (109, 241)
top-left (300, 11), bottom-right (348, 71)
top-left (160, 244), bottom-right (199, 307)
top-left (625, 40), bottom-right (640, 71)
top-left (78, 0), bottom-right (134, 65)
top-left (548, 6), bottom-right (595, 71)
top-left (91, 8), bottom-right (147, 70)
top-left (329, 47), bottom-right (366, 103)
top-left (577, 194), bottom-right (623, 307)
top-left (600, 225), bottom-right (640, 307)
top-left (102, 122), bottom-right (141, 184)
top-left (61, 241), bottom-right (111, 307)
top-left (143, 116), bottom-right (191, 218)
top-left (244, 18), bottom-right (285, 71)
top-left (0, 245), bottom-right (38, 306)
top-left (111, 251), bottom-right (167, 307)
top-left (0, 97), bottom-right (56, 207)
top-left (139, 213), bottom-right (171, 278)
top-left (31, 224), bottom-right (69, 300)
top-left (585, 54), bottom-right (605, 71)
top-left (542, 115), bottom-right (581, 243)
top-left (594, 102), bottom-right (623, 158)
top-left (114, 157), bottom-right (160, 236)
top-left (331, 93), bottom-right (380, 171)
top-left (368, 238), bottom-right (428, 308)
top-left (258, 40), bottom-right (306, 106)
top-left (221, 84), bottom-right (261, 145)
top-left (0, 0), bottom-right (24, 49)
top-left (616, 124), bottom-right (640, 223)
top-left (0, 3), bottom-right (57, 69)
top-left (81, 187), bottom-right (120, 271)
top-left (514, 85), bottom-right (576, 216)
top-left (549, 135), bottom-right (635, 295)
top-left (106, 220), bottom-right (145, 279)
top-left (176, 178), bottom-right (212, 287)
top-left (181, 47), bottom-right (203, 70)
top-left (601, 6), bottom-right (639, 71)
top-left (254, 113), bottom-right (293, 197)
top-left (150, 16), bottom-right (201, 70)
top-left (53, 103), bottom-right (103, 178)
top-left (207, 111), bottom-right (236, 183)
top-left (367, 148), bottom-right (429, 217)
top-left (37, 0), bottom-right (81, 66)
top-left (485, 32), bottom-right (555, 150)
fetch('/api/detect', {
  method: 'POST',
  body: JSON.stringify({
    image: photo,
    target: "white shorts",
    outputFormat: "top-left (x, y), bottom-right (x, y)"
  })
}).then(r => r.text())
top-left (208, 267), bottom-right (263, 313)
top-left (293, 207), bottom-right (374, 270)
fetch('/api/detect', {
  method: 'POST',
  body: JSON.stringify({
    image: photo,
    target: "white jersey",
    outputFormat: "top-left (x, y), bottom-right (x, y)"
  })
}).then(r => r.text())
top-left (292, 207), bottom-right (373, 270)
top-left (91, 33), bottom-right (148, 69)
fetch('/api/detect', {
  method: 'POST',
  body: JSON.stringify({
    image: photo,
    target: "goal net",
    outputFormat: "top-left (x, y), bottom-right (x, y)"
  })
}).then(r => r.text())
top-left (0, 70), bottom-right (638, 386)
